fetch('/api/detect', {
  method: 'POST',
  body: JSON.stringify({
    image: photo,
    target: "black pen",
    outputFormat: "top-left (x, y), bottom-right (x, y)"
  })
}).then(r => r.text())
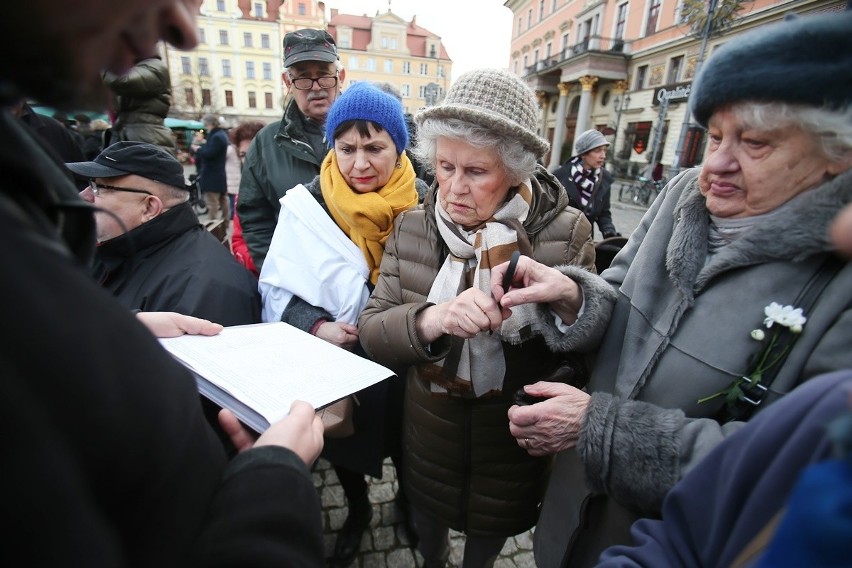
top-left (502, 250), bottom-right (521, 295)
top-left (491, 251), bottom-right (521, 335)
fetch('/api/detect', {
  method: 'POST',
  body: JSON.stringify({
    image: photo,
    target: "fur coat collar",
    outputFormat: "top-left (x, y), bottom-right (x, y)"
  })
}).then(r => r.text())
top-left (667, 169), bottom-right (852, 298)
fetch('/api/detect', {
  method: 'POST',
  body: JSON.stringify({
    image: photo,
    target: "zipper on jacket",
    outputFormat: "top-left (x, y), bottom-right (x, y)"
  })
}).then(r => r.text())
top-left (460, 398), bottom-right (473, 532)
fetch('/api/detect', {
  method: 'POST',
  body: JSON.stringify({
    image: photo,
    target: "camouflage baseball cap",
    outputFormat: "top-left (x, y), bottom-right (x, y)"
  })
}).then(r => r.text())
top-left (283, 29), bottom-right (338, 67)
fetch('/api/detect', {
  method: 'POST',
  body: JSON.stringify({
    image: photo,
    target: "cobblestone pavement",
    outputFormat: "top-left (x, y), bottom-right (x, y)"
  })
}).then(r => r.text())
top-left (314, 458), bottom-right (537, 568)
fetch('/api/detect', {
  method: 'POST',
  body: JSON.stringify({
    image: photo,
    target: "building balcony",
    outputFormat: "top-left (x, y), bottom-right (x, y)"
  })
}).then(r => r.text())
top-left (524, 35), bottom-right (630, 85)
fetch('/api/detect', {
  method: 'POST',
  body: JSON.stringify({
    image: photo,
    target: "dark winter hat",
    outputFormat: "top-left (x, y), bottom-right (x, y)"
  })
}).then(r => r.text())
top-left (573, 129), bottom-right (610, 157)
top-left (325, 82), bottom-right (409, 153)
top-left (690, 10), bottom-right (852, 128)
top-left (415, 68), bottom-right (550, 158)
top-left (283, 28), bottom-right (338, 68)
top-left (65, 141), bottom-right (187, 190)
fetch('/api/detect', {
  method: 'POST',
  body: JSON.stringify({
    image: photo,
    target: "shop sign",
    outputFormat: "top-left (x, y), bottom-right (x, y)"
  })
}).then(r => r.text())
top-left (652, 82), bottom-right (691, 106)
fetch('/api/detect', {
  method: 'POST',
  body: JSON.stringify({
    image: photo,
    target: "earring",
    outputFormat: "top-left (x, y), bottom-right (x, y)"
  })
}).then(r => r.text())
top-left (395, 159), bottom-right (402, 169)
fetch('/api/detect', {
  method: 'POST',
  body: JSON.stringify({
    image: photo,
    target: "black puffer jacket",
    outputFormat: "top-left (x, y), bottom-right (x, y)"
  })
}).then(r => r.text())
top-left (94, 202), bottom-right (260, 326)
top-left (358, 165), bottom-right (596, 537)
top-left (104, 56), bottom-right (177, 156)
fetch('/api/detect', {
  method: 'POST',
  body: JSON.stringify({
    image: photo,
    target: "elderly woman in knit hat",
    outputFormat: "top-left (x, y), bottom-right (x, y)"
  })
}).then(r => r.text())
top-left (358, 68), bottom-right (596, 567)
top-left (553, 129), bottom-right (620, 240)
top-left (259, 81), bottom-right (427, 565)
top-left (483, 11), bottom-right (852, 568)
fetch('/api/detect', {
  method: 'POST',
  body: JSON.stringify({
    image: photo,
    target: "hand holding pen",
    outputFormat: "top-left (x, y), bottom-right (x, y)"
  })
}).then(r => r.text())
top-left (491, 252), bottom-right (584, 326)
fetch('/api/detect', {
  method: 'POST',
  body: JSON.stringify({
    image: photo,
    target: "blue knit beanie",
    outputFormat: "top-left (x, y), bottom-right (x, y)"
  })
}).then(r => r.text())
top-left (690, 10), bottom-right (852, 128)
top-left (325, 82), bottom-right (409, 153)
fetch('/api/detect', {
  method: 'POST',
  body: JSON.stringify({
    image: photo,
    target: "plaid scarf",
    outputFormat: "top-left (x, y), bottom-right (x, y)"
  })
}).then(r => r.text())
top-left (423, 182), bottom-right (539, 398)
top-left (570, 156), bottom-right (599, 206)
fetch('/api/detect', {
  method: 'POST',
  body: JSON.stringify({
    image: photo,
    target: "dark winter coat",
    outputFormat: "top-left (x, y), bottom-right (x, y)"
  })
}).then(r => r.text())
top-left (19, 103), bottom-right (85, 164)
top-left (194, 126), bottom-right (229, 194)
top-left (237, 99), bottom-right (327, 270)
top-left (105, 57), bottom-right (177, 156)
top-left (0, 108), bottom-right (322, 567)
top-left (534, 168), bottom-right (852, 567)
top-left (597, 370), bottom-right (852, 568)
top-left (552, 163), bottom-right (617, 238)
top-left (93, 202), bottom-right (260, 326)
top-left (359, 166), bottom-right (602, 537)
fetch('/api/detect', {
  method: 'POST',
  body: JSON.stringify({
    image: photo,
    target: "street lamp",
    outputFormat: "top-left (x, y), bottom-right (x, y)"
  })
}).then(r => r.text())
top-left (611, 94), bottom-right (630, 172)
top-left (671, 0), bottom-right (721, 176)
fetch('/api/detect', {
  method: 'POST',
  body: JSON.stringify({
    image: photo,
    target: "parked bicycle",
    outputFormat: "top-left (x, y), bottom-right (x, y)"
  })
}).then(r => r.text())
top-left (618, 175), bottom-right (667, 207)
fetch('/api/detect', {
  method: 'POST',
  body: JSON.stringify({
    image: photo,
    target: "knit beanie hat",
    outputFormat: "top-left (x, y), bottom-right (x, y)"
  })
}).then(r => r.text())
top-left (690, 10), bottom-right (852, 128)
top-left (573, 129), bottom-right (610, 157)
top-left (415, 68), bottom-right (550, 159)
top-left (325, 82), bottom-right (409, 153)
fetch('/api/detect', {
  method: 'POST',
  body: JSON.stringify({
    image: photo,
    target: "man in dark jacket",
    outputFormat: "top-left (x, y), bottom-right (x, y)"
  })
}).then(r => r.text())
top-left (553, 129), bottom-right (619, 239)
top-left (237, 28), bottom-right (346, 270)
top-left (1, 1), bottom-right (325, 566)
top-left (68, 141), bottom-right (260, 326)
top-left (193, 114), bottom-right (230, 231)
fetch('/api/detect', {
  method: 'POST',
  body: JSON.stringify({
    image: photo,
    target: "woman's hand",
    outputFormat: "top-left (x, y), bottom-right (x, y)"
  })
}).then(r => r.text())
top-left (507, 381), bottom-right (591, 456)
top-left (491, 255), bottom-right (584, 325)
top-left (315, 321), bottom-right (359, 350)
top-left (416, 287), bottom-right (504, 343)
top-left (219, 401), bottom-right (324, 466)
top-left (136, 311), bottom-right (223, 338)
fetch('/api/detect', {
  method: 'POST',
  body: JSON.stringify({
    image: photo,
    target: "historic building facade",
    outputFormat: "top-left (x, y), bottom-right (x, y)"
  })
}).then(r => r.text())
top-left (506, 0), bottom-right (846, 177)
top-left (161, 0), bottom-right (326, 123)
top-left (159, 1), bottom-right (451, 124)
top-left (327, 8), bottom-right (453, 115)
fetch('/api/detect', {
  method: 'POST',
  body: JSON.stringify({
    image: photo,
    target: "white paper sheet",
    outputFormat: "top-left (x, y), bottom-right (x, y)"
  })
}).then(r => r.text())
top-left (160, 322), bottom-right (393, 431)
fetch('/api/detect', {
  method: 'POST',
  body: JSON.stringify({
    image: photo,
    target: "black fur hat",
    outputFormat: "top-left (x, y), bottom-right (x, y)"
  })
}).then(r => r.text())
top-left (690, 10), bottom-right (852, 128)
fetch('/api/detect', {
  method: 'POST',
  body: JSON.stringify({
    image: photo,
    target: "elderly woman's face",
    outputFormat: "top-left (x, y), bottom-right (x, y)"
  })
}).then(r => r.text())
top-left (334, 123), bottom-right (398, 194)
top-left (699, 107), bottom-right (846, 218)
top-left (435, 137), bottom-right (511, 229)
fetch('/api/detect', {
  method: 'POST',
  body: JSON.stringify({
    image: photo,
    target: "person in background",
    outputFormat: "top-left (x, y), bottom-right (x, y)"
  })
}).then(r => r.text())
top-left (53, 110), bottom-right (87, 151)
top-left (10, 100), bottom-right (86, 165)
top-left (260, 81), bottom-right (426, 565)
top-left (238, 28), bottom-right (346, 271)
top-left (374, 81), bottom-right (434, 188)
top-left (86, 118), bottom-right (111, 160)
top-left (103, 54), bottom-right (177, 156)
top-left (227, 120), bottom-right (266, 277)
top-left (192, 114), bottom-right (230, 232)
top-left (491, 11), bottom-right (852, 567)
top-left (68, 141), bottom-right (260, 326)
top-left (553, 129), bottom-right (619, 239)
top-left (358, 68), bottom-right (597, 568)
top-left (0, 0), bottom-right (325, 565)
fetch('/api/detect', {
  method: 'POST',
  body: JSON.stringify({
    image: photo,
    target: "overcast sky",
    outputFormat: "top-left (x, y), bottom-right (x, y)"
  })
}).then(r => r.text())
top-left (326, 0), bottom-right (514, 81)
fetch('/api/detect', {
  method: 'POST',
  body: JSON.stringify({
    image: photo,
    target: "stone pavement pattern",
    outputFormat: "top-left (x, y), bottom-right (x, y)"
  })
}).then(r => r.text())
top-left (314, 457), bottom-right (537, 568)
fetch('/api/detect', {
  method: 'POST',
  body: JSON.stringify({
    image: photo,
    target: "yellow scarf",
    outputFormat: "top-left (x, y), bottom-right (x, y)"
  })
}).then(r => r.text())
top-left (320, 150), bottom-right (418, 284)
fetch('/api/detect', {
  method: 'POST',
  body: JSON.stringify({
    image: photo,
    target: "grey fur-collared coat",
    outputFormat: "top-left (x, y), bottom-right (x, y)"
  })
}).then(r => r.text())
top-left (534, 167), bottom-right (852, 568)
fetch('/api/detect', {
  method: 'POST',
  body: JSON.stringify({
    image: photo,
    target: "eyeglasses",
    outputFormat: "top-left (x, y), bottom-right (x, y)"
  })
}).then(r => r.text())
top-left (289, 75), bottom-right (338, 91)
top-left (88, 179), bottom-right (152, 197)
